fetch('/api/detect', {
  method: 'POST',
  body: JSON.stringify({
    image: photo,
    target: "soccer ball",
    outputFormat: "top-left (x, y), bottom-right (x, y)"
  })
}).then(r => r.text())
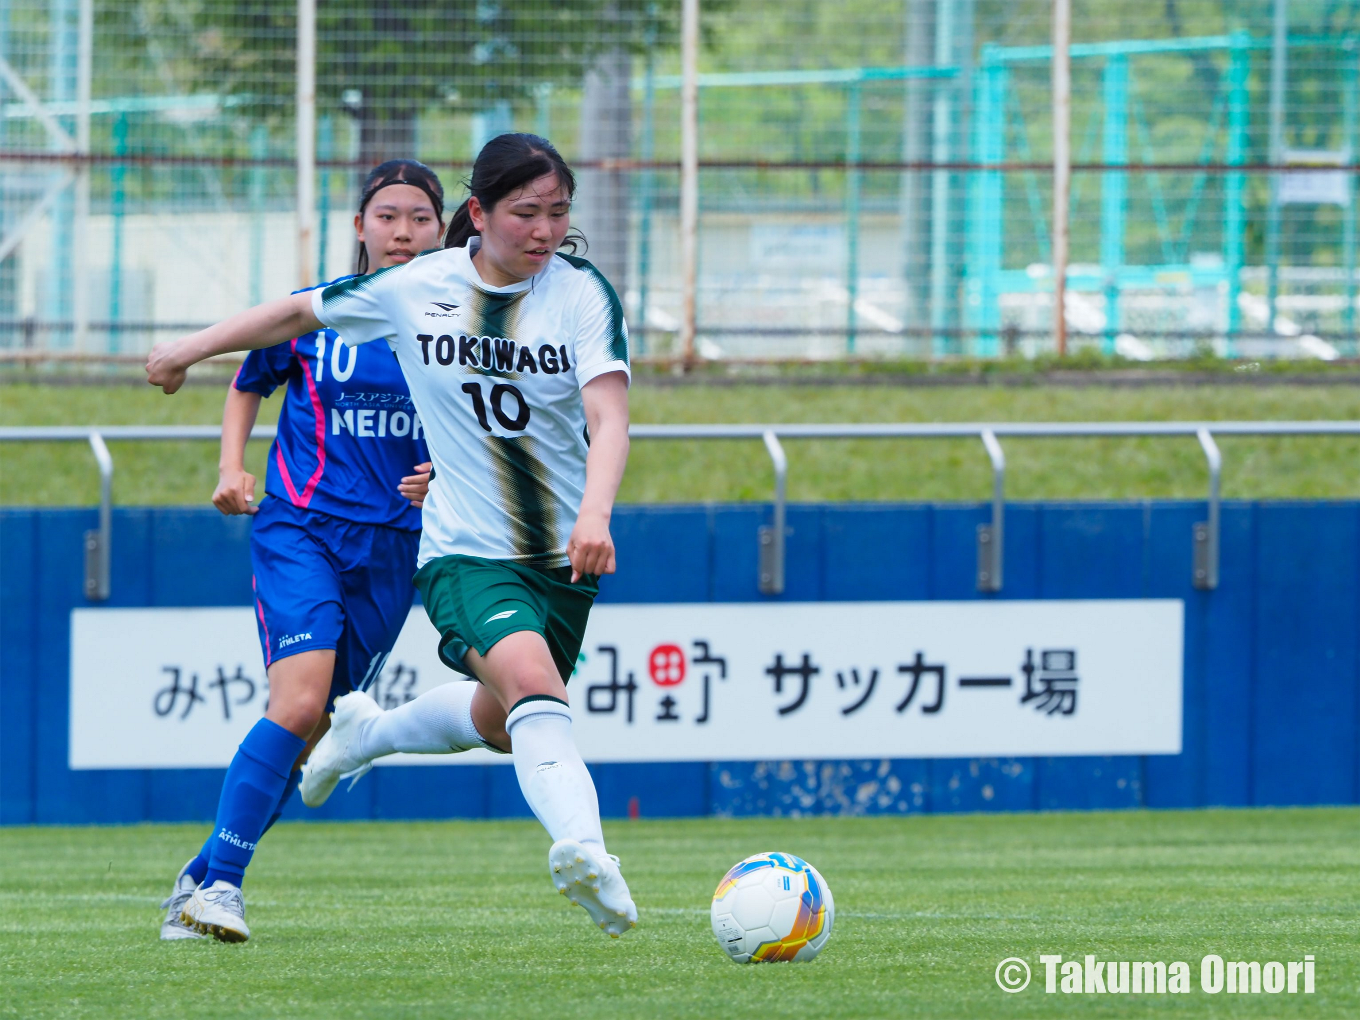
top-left (710, 852), bottom-right (834, 963)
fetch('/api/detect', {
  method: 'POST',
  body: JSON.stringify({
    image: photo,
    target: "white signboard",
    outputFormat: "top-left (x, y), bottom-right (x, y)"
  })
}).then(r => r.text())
top-left (1280, 149), bottom-right (1351, 207)
top-left (1280, 169), bottom-right (1350, 206)
top-left (70, 600), bottom-right (1182, 769)
top-left (69, 606), bottom-right (498, 770)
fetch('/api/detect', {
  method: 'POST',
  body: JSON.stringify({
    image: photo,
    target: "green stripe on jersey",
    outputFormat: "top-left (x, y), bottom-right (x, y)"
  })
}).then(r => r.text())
top-left (320, 263), bottom-right (402, 308)
top-left (556, 253), bottom-right (629, 365)
top-left (486, 435), bottom-right (559, 564)
top-left (465, 288), bottom-right (526, 345)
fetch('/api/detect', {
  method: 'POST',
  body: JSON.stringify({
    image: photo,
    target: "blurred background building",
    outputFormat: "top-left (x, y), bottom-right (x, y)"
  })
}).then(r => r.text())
top-left (1, 0), bottom-right (1358, 364)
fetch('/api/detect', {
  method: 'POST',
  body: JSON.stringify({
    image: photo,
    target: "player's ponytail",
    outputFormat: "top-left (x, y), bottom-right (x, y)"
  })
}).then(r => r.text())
top-left (355, 159), bottom-right (446, 275)
top-left (444, 133), bottom-right (586, 255)
top-left (445, 198), bottom-right (477, 250)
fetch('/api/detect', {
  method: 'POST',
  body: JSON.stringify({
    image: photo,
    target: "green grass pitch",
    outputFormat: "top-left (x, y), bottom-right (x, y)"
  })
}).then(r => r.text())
top-left (2, 808), bottom-right (1358, 1019)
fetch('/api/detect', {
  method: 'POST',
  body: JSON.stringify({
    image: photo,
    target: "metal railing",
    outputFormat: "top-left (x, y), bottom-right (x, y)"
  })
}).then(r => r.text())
top-left (3, 420), bottom-right (1359, 600)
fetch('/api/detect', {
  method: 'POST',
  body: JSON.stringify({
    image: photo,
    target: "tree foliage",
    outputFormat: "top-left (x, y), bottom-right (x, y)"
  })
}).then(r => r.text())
top-left (97, 1), bottom-right (684, 115)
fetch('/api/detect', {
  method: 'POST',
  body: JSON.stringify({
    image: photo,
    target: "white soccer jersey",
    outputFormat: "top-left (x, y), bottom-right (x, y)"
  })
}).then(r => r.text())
top-left (312, 240), bottom-right (630, 569)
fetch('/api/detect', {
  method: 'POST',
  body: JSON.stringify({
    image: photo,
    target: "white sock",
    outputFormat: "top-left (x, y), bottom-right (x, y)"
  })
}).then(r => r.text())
top-left (505, 698), bottom-right (605, 855)
top-left (357, 682), bottom-right (490, 758)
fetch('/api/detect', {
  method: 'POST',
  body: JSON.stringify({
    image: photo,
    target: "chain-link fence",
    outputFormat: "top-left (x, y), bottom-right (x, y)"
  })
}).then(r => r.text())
top-left (2, 1), bottom-right (1358, 365)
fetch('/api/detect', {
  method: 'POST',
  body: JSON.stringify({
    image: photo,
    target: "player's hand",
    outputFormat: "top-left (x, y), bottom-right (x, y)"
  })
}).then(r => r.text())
top-left (213, 467), bottom-right (259, 516)
top-left (399, 462), bottom-right (432, 508)
top-left (146, 339), bottom-right (189, 394)
top-left (566, 509), bottom-right (615, 583)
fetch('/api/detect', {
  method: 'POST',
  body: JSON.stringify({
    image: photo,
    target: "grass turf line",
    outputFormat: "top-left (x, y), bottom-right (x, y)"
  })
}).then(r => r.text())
top-left (1, 808), bottom-right (1357, 1019)
top-left (3, 383), bottom-right (1360, 507)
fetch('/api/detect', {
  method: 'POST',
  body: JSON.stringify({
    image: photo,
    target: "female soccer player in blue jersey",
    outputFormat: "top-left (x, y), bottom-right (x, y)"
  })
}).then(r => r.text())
top-left (157, 160), bottom-right (445, 942)
top-left (148, 134), bottom-right (637, 940)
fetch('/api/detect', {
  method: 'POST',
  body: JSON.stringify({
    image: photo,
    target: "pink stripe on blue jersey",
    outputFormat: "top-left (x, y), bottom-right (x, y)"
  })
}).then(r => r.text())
top-left (232, 277), bottom-right (427, 530)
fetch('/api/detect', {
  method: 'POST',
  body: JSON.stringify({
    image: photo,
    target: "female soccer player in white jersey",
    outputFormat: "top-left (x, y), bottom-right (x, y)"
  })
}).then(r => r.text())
top-left (156, 160), bottom-right (443, 943)
top-left (147, 134), bottom-right (637, 938)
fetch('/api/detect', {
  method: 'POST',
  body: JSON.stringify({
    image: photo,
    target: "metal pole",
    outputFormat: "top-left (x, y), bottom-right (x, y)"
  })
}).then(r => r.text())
top-left (296, 0), bottom-right (317, 290)
top-left (1101, 54), bottom-right (1128, 354)
top-left (758, 430), bottom-right (787, 595)
top-left (10, 419), bottom-right (1360, 443)
top-left (0, 54), bottom-right (75, 150)
top-left (75, 0), bottom-right (92, 150)
top-left (1224, 33), bottom-right (1250, 347)
top-left (1266, 0), bottom-right (1287, 337)
top-left (1345, 44), bottom-right (1358, 352)
top-left (637, 40), bottom-right (656, 357)
top-left (977, 428), bottom-right (1005, 592)
top-left (9, 417), bottom-right (1360, 597)
top-left (845, 81), bottom-right (862, 354)
top-left (45, 1), bottom-right (73, 352)
top-left (250, 125), bottom-right (267, 305)
top-left (929, 0), bottom-right (955, 356)
top-left (900, 0), bottom-right (933, 342)
top-left (110, 113), bottom-right (127, 352)
top-left (535, 81), bottom-right (553, 139)
top-left (678, 0), bottom-right (700, 368)
top-left (1193, 428), bottom-right (1221, 591)
top-left (72, 0), bottom-right (92, 354)
top-left (972, 55), bottom-right (1006, 357)
top-left (1051, 0), bottom-right (1071, 357)
top-left (317, 114), bottom-right (331, 282)
top-left (0, 172), bottom-right (73, 266)
top-left (84, 431), bottom-right (111, 600)
top-left (1, 8), bottom-right (11, 338)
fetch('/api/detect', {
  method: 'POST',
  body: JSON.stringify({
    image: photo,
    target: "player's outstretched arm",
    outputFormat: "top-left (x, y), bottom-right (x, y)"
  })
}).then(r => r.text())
top-left (213, 387), bottom-right (263, 516)
top-left (567, 371), bottom-right (630, 583)
top-left (146, 292), bottom-right (321, 394)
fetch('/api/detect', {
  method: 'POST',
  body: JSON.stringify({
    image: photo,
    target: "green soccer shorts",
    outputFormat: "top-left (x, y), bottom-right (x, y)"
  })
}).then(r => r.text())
top-left (412, 554), bottom-right (599, 683)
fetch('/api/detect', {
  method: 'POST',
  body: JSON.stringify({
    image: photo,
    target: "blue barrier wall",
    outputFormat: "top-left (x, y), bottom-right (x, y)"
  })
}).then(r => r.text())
top-left (2, 500), bottom-right (1358, 825)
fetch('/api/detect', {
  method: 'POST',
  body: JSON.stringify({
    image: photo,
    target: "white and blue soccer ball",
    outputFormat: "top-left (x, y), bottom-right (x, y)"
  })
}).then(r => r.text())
top-left (710, 851), bottom-right (834, 963)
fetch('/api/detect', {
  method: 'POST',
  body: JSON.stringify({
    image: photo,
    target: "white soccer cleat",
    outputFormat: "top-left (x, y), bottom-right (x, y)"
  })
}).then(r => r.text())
top-left (299, 691), bottom-right (383, 808)
top-left (159, 859), bottom-right (206, 941)
top-left (549, 839), bottom-right (638, 938)
top-left (181, 879), bottom-right (249, 943)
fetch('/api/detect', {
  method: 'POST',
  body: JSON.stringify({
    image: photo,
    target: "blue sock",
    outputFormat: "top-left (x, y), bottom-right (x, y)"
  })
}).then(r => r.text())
top-left (187, 835), bottom-right (213, 885)
top-left (262, 769), bottom-right (303, 836)
top-left (186, 767), bottom-right (301, 885)
top-left (202, 719), bottom-right (305, 889)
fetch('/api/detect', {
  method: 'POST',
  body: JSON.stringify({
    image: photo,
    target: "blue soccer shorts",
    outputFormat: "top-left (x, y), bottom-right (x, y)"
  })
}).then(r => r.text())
top-left (249, 497), bottom-right (420, 709)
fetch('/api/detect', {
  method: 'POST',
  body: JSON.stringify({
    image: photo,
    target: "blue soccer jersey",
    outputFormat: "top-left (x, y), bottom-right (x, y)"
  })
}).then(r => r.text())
top-left (234, 278), bottom-right (429, 530)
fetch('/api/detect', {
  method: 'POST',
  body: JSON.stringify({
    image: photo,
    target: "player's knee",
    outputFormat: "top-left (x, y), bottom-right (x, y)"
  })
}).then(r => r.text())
top-left (268, 703), bottom-right (327, 739)
top-left (506, 666), bottom-right (565, 709)
top-left (524, 660), bottom-right (563, 691)
top-left (264, 682), bottom-right (330, 737)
